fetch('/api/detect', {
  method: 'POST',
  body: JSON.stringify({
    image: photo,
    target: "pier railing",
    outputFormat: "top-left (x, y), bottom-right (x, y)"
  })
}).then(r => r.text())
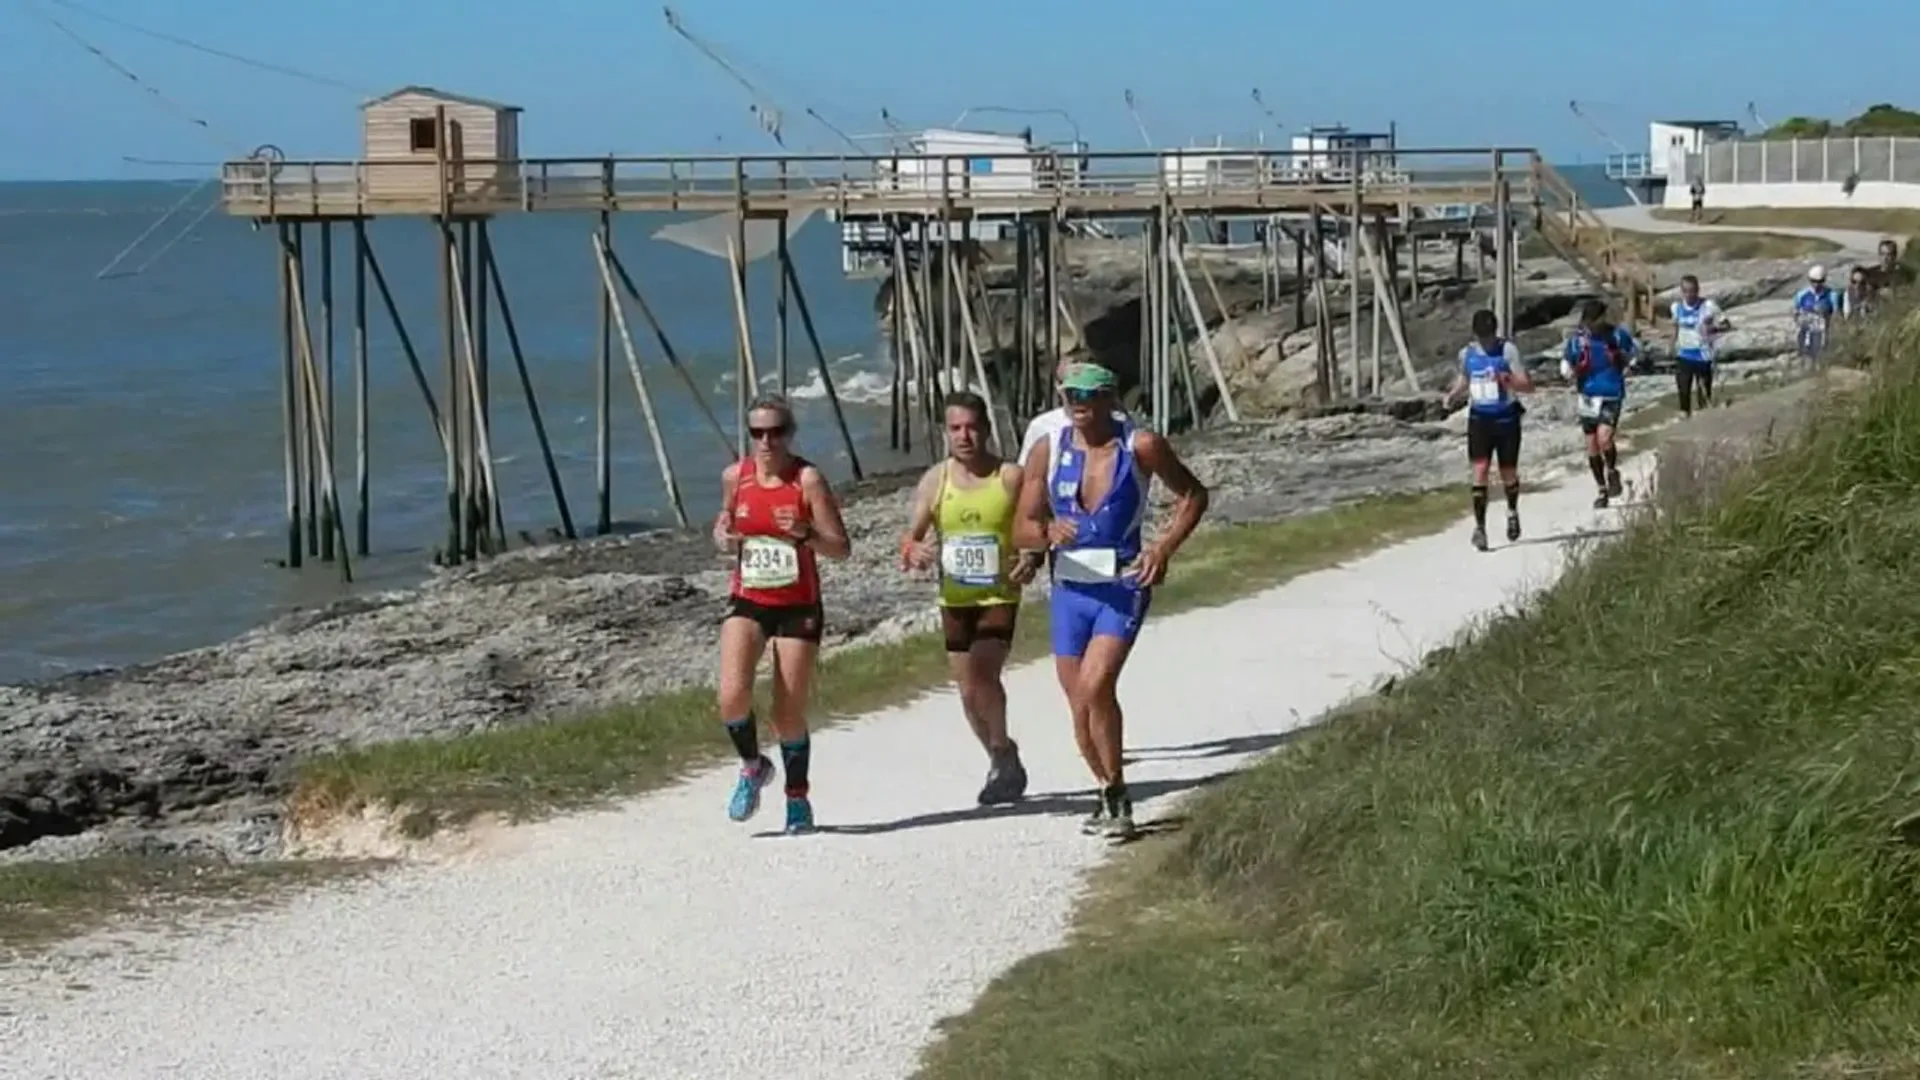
top-left (219, 147), bottom-right (1545, 219)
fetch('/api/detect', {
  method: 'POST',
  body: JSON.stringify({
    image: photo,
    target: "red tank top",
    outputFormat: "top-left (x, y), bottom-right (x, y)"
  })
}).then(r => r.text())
top-left (728, 457), bottom-right (821, 608)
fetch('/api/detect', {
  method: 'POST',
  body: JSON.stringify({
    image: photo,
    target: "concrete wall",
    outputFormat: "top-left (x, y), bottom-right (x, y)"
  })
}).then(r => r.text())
top-left (1664, 136), bottom-right (1920, 211)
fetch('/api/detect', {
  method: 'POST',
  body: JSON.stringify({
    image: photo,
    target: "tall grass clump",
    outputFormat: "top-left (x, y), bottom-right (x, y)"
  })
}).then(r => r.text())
top-left (1157, 304), bottom-right (1920, 1072)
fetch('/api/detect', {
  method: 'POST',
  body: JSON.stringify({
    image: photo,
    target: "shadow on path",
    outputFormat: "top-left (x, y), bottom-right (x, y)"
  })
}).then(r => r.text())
top-left (1506, 525), bottom-right (1624, 549)
top-left (757, 767), bottom-right (1251, 839)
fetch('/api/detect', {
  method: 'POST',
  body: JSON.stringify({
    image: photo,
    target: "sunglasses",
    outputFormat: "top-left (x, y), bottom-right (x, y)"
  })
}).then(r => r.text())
top-left (748, 424), bottom-right (790, 441)
top-left (1062, 387), bottom-right (1106, 404)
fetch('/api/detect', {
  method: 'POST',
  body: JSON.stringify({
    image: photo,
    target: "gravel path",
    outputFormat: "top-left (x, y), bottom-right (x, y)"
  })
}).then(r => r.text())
top-left (0, 453), bottom-right (1654, 1080)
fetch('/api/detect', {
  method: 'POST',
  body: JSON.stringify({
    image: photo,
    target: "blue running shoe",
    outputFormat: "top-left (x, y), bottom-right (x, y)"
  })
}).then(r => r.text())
top-left (727, 755), bottom-right (774, 822)
top-left (784, 796), bottom-right (815, 835)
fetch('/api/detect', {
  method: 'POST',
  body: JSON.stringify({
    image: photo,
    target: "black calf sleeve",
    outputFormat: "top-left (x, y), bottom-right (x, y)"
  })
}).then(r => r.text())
top-left (1588, 454), bottom-right (1607, 486)
top-left (724, 714), bottom-right (759, 762)
top-left (1603, 446), bottom-right (1618, 469)
top-left (1503, 482), bottom-right (1521, 511)
top-left (1471, 485), bottom-right (1489, 527)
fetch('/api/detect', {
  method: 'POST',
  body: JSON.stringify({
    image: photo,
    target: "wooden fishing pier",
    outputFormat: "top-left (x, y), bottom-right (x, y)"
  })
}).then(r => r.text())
top-left (220, 86), bottom-right (1650, 579)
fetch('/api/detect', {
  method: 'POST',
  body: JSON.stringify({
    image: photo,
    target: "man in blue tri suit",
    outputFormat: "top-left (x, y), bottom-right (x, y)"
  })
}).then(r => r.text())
top-left (1561, 299), bottom-right (1638, 510)
top-left (1793, 265), bottom-right (1839, 363)
top-left (1014, 363), bottom-right (1209, 842)
top-left (1447, 308), bottom-right (1535, 552)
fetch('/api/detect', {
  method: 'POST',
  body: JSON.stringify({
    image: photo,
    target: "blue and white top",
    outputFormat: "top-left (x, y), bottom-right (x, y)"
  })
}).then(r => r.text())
top-left (1460, 338), bottom-right (1523, 421)
top-left (1047, 422), bottom-right (1148, 587)
top-left (1793, 284), bottom-right (1839, 323)
top-left (1671, 298), bottom-right (1724, 364)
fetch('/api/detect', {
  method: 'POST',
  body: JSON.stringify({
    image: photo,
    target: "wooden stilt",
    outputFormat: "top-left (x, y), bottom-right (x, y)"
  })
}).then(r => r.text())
top-left (351, 218), bottom-right (370, 556)
top-left (780, 248), bottom-right (864, 479)
top-left (592, 232), bottom-right (689, 528)
top-left (283, 243), bottom-right (353, 583)
top-left (277, 220), bottom-right (302, 570)
top-left (482, 226), bottom-right (576, 540)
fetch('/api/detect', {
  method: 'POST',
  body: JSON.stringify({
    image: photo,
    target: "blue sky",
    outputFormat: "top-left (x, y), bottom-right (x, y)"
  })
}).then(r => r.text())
top-left (1, 0), bottom-right (1912, 180)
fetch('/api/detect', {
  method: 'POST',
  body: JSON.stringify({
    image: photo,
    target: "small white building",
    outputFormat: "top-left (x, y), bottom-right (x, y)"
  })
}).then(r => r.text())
top-left (1287, 125), bottom-right (1398, 178)
top-left (1608, 119), bottom-right (1741, 182)
top-left (839, 126), bottom-right (1067, 273)
top-left (1160, 137), bottom-right (1263, 192)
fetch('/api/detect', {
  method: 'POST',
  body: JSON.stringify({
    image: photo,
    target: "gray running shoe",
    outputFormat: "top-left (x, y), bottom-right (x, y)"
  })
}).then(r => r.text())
top-left (1101, 794), bottom-right (1138, 842)
top-left (1080, 801), bottom-right (1109, 835)
top-left (977, 743), bottom-right (1029, 806)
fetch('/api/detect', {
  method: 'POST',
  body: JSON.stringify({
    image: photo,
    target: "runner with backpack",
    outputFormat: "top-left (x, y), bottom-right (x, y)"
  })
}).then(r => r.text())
top-left (1560, 299), bottom-right (1639, 510)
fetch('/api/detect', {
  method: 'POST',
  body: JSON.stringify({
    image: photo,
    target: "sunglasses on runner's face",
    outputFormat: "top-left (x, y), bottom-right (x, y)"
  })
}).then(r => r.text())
top-left (1062, 387), bottom-right (1105, 404)
top-left (748, 424), bottom-right (789, 441)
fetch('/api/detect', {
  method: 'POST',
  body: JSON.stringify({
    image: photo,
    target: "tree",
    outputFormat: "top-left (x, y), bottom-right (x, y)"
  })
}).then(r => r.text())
top-left (1762, 104), bottom-right (1920, 139)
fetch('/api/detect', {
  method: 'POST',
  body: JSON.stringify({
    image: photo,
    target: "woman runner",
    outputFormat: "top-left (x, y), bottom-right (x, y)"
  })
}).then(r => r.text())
top-left (901, 391), bottom-right (1036, 805)
top-left (712, 396), bottom-right (851, 835)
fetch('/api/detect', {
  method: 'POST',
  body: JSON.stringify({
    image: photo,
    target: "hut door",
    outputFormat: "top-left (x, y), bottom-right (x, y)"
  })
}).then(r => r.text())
top-left (447, 119), bottom-right (466, 192)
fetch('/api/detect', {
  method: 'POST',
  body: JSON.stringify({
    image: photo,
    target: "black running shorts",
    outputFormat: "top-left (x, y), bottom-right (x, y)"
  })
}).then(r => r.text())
top-left (725, 597), bottom-right (824, 643)
top-left (1465, 415), bottom-right (1522, 468)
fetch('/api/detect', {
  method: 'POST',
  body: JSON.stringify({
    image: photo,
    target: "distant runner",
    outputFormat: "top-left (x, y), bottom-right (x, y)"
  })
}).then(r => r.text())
top-left (1014, 364), bottom-right (1210, 841)
top-left (1844, 266), bottom-right (1876, 320)
top-left (1561, 299), bottom-right (1637, 509)
top-left (1869, 239), bottom-right (1913, 292)
top-left (712, 395), bottom-right (852, 835)
top-left (1793, 265), bottom-right (1839, 363)
top-left (1447, 308), bottom-right (1534, 551)
top-left (900, 390), bottom-right (1035, 806)
top-left (1670, 274), bottom-right (1727, 419)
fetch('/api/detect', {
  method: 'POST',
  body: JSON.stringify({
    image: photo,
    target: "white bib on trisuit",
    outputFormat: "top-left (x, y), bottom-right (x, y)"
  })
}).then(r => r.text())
top-left (1676, 326), bottom-right (1704, 351)
top-left (940, 533), bottom-right (1001, 587)
top-left (1467, 370), bottom-right (1505, 405)
top-left (738, 535), bottom-right (801, 590)
top-left (1577, 394), bottom-right (1611, 419)
top-left (1053, 546), bottom-right (1120, 584)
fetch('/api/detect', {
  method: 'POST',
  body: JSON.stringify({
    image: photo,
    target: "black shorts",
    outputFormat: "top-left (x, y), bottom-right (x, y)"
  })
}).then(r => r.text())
top-left (1465, 414), bottom-right (1522, 468)
top-left (1577, 398), bottom-right (1623, 433)
top-left (940, 603), bottom-right (1019, 653)
top-left (725, 596), bottom-right (824, 643)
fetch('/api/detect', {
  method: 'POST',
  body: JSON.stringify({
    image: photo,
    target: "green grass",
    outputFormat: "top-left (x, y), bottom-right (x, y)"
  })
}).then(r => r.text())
top-left (288, 488), bottom-right (1471, 837)
top-left (917, 311), bottom-right (1920, 1079)
top-left (1650, 207), bottom-right (1920, 237)
top-left (1520, 227), bottom-right (1838, 266)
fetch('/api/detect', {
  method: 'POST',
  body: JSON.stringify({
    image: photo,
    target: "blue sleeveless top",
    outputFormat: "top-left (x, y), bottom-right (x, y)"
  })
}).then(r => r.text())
top-left (1047, 422), bottom-right (1148, 586)
top-left (1461, 338), bottom-right (1518, 420)
top-left (1565, 327), bottom-right (1630, 400)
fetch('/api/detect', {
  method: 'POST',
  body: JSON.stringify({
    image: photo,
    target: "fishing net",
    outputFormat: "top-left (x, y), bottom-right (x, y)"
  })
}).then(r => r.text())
top-left (653, 207), bottom-right (820, 263)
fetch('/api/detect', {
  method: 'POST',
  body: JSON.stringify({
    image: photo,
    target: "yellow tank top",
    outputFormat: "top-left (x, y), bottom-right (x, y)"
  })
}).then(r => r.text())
top-left (934, 462), bottom-right (1020, 608)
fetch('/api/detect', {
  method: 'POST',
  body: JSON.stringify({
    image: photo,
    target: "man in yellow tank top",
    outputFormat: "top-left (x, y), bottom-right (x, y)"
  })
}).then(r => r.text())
top-left (900, 390), bottom-right (1037, 805)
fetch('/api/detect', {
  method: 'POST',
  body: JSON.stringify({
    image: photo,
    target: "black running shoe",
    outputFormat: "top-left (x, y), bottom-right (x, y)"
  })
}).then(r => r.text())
top-left (977, 743), bottom-right (1028, 806)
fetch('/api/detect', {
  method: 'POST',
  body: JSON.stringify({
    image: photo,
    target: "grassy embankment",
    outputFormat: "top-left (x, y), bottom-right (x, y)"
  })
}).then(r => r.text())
top-left (0, 486), bottom-right (1472, 953)
top-left (1522, 227), bottom-right (1841, 265)
top-left (917, 310), bottom-right (1920, 1078)
top-left (1650, 206), bottom-right (1920, 237)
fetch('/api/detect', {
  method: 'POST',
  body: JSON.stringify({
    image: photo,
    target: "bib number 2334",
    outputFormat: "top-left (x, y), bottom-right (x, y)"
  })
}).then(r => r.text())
top-left (739, 536), bottom-right (801, 589)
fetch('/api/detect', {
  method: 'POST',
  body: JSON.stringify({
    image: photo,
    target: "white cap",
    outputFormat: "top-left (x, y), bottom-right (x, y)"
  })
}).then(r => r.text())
top-left (1808, 264), bottom-right (1827, 281)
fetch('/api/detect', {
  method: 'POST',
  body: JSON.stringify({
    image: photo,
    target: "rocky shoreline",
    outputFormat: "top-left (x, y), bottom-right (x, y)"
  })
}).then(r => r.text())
top-left (0, 245), bottom-right (1844, 866)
